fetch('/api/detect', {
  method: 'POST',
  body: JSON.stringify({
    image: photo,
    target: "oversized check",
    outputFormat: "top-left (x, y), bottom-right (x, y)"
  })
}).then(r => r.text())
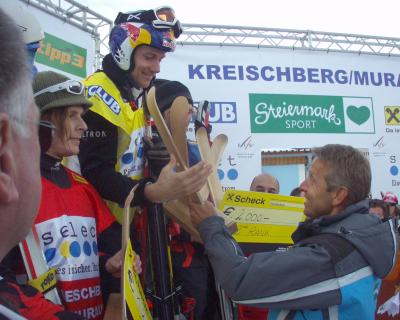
top-left (219, 190), bottom-right (305, 252)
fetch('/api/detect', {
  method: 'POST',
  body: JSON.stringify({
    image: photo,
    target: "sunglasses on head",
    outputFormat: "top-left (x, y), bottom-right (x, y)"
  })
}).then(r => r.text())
top-left (34, 80), bottom-right (84, 98)
top-left (152, 6), bottom-right (178, 27)
top-left (39, 120), bottom-right (55, 153)
top-left (115, 6), bottom-right (182, 38)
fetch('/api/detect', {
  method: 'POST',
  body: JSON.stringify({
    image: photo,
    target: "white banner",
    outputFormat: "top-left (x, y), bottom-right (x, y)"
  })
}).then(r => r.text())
top-left (159, 45), bottom-right (400, 197)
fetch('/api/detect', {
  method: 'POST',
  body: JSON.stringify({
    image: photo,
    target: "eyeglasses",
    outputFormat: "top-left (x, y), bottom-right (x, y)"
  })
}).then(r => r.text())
top-left (33, 80), bottom-right (84, 98)
top-left (11, 116), bottom-right (55, 153)
top-left (39, 121), bottom-right (55, 153)
top-left (114, 6), bottom-right (182, 37)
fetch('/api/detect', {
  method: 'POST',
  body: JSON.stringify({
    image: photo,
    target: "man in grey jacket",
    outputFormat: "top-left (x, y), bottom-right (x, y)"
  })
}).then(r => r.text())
top-left (190, 144), bottom-right (398, 320)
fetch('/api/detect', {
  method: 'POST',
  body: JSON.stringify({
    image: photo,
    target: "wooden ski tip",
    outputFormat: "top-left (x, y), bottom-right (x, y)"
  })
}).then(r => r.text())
top-left (216, 212), bottom-right (237, 235)
top-left (227, 221), bottom-right (238, 235)
top-left (146, 86), bottom-right (189, 171)
top-left (214, 133), bottom-right (228, 140)
top-left (171, 97), bottom-right (190, 168)
top-left (146, 86), bottom-right (156, 105)
top-left (124, 184), bottom-right (139, 210)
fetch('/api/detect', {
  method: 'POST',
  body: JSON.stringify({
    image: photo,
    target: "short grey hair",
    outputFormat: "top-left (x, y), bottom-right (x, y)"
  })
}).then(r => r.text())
top-left (313, 144), bottom-right (371, 206)
top-left (0, 9), bottom-right (32, 136)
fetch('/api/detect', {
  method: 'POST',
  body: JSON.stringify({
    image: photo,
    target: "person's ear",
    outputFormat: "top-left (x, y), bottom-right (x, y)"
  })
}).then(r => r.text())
top-left (332, 186), bottom-right (349, 207)
top-left (0, 114), bottom-right (18, 204)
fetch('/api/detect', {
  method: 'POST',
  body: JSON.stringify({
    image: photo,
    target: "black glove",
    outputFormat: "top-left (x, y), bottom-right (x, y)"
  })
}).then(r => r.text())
top-left (143, 132), bottom-right (170, 177)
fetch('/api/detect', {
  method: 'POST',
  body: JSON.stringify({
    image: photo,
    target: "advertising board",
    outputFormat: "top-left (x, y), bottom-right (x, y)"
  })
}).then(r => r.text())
top-left (159, 45), bottom-right (400, 197)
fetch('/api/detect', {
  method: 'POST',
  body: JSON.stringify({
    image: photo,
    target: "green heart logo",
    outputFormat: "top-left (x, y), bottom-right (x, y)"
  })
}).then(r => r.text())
top-left (346, 105), bottom-right (370, 125)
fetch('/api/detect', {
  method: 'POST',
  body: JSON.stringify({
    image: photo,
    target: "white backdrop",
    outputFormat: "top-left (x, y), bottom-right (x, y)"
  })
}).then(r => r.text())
top-left (158, 45), bottom-right (400, 197)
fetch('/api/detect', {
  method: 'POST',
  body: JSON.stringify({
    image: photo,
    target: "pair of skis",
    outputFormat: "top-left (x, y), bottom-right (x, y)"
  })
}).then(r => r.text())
top-left (146, 86), bottom-right (236, 320)
top-left (120, 185), bottom-right (152, 319)
top-left (103, 185), bottom-right (152, 320)
top-left (144, 90), bottom-right (191, 319)
top-left (194, 101), bottom-right (236, 320)
top-left (19, 229), bottom-right (61, 304)
top-left (146, 87), bottom-right (235, 237)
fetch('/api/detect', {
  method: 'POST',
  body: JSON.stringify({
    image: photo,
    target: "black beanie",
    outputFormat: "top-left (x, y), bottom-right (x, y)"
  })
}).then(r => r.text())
top-left (154, 79), bottom-right (193, 114)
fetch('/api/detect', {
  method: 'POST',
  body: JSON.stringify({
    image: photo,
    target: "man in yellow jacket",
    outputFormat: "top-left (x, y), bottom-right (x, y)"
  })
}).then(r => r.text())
top-left (79, 7), bottom-right (211, 223)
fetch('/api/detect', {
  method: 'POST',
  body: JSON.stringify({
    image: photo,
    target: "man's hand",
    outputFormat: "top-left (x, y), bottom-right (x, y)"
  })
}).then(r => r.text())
top-left (189, 200), bottom-right (219, 227)
top-left (105, 250), bottom-right (142, 278)
top-left (144, 154), bottom-right (212, 203)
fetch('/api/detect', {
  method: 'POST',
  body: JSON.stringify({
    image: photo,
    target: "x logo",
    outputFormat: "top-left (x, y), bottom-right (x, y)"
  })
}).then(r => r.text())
top-left (385, 107), bottom-right (400, 124)
top-left (227, 193), bottom-right (234, 201)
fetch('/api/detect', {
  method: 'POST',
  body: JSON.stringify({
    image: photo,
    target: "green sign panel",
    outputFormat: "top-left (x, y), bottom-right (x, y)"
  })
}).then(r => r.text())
top-left (36, 32), bottom-right (87, 78)
top-left (249, 93), bottom-right (374, 134)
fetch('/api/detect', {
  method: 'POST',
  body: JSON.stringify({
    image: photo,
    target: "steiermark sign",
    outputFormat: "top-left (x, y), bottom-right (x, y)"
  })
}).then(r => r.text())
top-left (249, 93), bottom-right (374, 134)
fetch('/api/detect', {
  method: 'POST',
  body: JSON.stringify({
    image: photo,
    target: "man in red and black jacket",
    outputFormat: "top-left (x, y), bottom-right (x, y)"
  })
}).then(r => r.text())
top-left (0, 266), bottom-right (81, 320)
top-left (0, 8), bottom-right (80, 320)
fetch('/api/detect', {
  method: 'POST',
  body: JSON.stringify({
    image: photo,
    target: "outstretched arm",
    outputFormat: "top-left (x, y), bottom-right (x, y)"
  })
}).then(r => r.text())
top-left (189, 201), bottom-right (336, 310)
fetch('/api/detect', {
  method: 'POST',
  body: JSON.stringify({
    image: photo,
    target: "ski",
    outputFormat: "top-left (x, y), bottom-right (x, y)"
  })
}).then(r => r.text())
top-left (19, 229), bottom-right (61, 304)
top-left (146, 87), bottom-right (207, 203)
top-left (196, 127), bottom-right (227, 206)
top-left (210, 134), bottom-right (228, 171)
top-left (194, 104), bottom-right (236, 320)
top-left (170, 96), bottom-right (190, 171)
top-left (120, 185), bottom-right (152, 320)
